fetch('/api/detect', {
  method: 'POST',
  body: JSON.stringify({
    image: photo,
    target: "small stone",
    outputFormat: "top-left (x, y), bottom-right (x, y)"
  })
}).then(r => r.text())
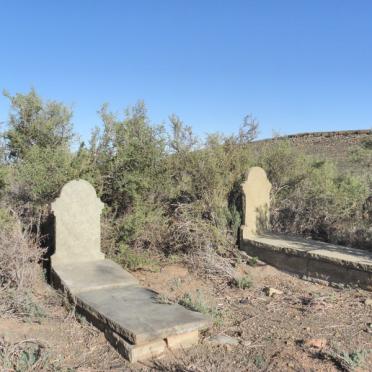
top-left (224, 344), bottom-right (233, 352)
top-left (364, 298), bottom-right (372, 306)
top-left (331, 282), bottom-right (345, 290)
top-left (263, 287), bottom-right (283, 297)
top-left (241, 340), bottom-right (252, 347)
top-left (303, 338), bottom-right (327, 349)
top-left (207, 335), bottom-right (240, 346)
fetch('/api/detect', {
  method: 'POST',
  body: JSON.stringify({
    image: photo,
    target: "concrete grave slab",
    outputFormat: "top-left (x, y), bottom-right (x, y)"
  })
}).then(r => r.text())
top-left (242, 232), bottom-right (372, 270)
top-left (105, 329), bottom-right (167, 363)
top-left (50, 179), bottom-right (210, 362)
top-left (239, 167), bottom-right (372, 291)
top-left (76, 286), bottom-right (210, 345)
top-left (241, 231), bottom-right (372, 290)
top-left (104, 329), bottom-right (200, 363)
top-left (51, 259), bottom-right (139, 295)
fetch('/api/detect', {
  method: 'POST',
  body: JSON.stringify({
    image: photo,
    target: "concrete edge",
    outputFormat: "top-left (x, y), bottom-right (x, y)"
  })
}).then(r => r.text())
top-left (240, 231), bottom-right (372, 273)
top-left (74, 298), bottom-right (200, 362)
top-left (240, 236), bottom-right (372, 291)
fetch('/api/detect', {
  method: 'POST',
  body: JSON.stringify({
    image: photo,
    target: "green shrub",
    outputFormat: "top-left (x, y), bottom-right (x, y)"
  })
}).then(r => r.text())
top-left (3, 89), bottom-right (73, 160)
top-left (233, 275), bottom-right (252, 289)
top-left (117, 243), bottom-right (158, 271)
top-left (179, 291), bottom-right (223, 325)
top-left (12, 145), bottom-right (74, 205)
top-left (116, 202), bottom-right (168, 250)
top-left (2, 90), bottom-right (76, 233)
top-left (1, 89), bottom-right (370, 277)
top-left (339, 350), bottom-right (368, 368)
top-left (248, 256), bottom-right (259, 267)
top-left (257, 140), bottom-right (370, 248)
top-left (0, 339), bottom-right (56, 371)
top-left (92, 102), bottom-right (168, 215)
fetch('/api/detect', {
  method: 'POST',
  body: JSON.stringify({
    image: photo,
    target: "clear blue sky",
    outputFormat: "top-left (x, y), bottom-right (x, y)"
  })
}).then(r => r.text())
top-left (1, 0), bottom-right (371, 141)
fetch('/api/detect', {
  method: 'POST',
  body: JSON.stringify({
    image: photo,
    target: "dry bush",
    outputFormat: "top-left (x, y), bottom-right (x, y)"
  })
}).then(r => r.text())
top-left (0, 338), bottom-right (54, 371)
top-left (0, 208), bottom-right (45, 319)
top-left (257, 140), bottom-right (371, 250)
top-left (189, 246), bottom-right (236, 281)
top-left (164, 203), bottom-right (230, 255)
top-left (164, 203), bottom-right (236, 280)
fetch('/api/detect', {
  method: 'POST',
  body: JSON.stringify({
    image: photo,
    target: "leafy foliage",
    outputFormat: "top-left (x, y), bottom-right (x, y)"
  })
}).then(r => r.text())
top-left (3, 89), bottom-right (73, 160)
top-left (0, 88), bottom-right (370, 279)
top-left (257, 139), bottom-right (370, 248)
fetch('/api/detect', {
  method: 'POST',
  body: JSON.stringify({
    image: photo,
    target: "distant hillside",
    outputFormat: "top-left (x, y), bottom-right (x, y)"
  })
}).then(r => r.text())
top-left (253, 129), bottom-right (372, 173)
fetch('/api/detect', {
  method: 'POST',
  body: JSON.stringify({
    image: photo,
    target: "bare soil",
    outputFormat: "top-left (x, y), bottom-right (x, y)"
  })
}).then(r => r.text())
top-left (1, 258), bottom-right (372, 371)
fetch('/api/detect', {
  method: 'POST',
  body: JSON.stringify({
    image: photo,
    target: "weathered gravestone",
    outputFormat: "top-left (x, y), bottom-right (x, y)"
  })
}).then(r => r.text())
top-left (240, 167), bottom-right (372, 291)
top-left (50, 179), bottom-right (210, 362)
top-left (51, 179), bottom-right (105, 264)
top-left (51, 179), bottom-right (138, 293)
top-left (240, 166), bottom-right (272, 238)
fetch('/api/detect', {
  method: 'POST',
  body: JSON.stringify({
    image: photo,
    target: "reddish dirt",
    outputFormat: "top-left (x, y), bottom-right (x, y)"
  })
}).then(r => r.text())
top-left (1, 259), bottom-right (371, 371)
top-left (135, 261), bottom-right (372, 371)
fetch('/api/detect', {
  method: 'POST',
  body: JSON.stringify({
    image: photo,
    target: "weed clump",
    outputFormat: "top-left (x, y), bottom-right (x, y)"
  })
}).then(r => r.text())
top-left (0, 208), bottom-right (45, 320)
top-left (179, 291), bottom-right (223, 325)
top-left (0, 339), bottom-right (55, 371)
top-left (232, 275), bottom-right (252, 289)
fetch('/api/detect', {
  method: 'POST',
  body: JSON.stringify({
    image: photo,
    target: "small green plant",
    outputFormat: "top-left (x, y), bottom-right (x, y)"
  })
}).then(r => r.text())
top-left (21, 293), bottom-right (46, 320)
top-left (75, 313), bottom-right (90, 326)
top-left (248, 256), bottom-right (258, 267)
top-left (253, 354), bottom-right (265, 368)
top-left (18, 347), bottom-right (41, 370)
top-left (117, 243), bottom-right (158, 271)
top-left (339, 349), bottom-right (369, 369)
top-left (0, 208), bottom-right (12, 229)
top-left (156, 293), bottom-right (174, 305)
top-left (178, 291), bottom-right (223, 325)
top-left (166, 254), bottom-right (182, 265)
top-left (169, 277), bottom-right (182, 291)
top-left (233, 275), bottom-right (252, 289)
top-left (0, 339), bottom-right (56, 371)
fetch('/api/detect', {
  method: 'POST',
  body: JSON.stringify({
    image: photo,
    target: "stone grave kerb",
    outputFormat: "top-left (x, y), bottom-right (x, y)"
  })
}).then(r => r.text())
top-left (241, 167), bottom-right (272, 238)
top-left (51, 179), bottom-right (105, 265)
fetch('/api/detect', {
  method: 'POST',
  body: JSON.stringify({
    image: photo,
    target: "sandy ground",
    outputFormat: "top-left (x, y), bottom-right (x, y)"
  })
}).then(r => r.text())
top-left (1, 258), bottom-right (371, 371)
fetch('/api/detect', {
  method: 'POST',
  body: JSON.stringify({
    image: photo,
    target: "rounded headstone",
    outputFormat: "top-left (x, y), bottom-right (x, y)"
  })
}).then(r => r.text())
top-left (51, 179), bottom-right (105, 264)
top-left (241, 167), bottom-right (272, 236)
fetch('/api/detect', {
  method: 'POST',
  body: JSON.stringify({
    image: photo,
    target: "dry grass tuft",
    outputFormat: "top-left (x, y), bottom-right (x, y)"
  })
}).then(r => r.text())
top-left (0, 208), bottom-right (45, 319)
top-left (0, 338), bottom-right (54, 371)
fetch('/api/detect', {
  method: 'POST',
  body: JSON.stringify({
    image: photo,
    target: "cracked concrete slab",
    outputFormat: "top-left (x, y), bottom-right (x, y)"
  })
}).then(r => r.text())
top-left (76, 285), bottom-right (211, 345)
top-left (240, 229), bottom-right (372, 290)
